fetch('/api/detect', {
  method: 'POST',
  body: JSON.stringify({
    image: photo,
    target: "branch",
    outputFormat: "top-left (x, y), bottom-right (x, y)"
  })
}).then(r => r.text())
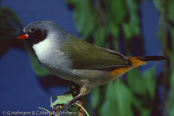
top-left (161, 0), bottom-right (169, 116)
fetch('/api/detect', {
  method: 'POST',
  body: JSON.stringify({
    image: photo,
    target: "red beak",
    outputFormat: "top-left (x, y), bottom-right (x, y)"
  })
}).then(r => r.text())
top-left (17, 34), bottom-right (28, 39)
top-left (17, 31), bottom-right (28, 39)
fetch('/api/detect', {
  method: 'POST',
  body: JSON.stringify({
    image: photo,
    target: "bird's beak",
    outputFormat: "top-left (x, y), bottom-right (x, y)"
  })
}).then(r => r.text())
top-left (17, 31), bottom-right (28, 39)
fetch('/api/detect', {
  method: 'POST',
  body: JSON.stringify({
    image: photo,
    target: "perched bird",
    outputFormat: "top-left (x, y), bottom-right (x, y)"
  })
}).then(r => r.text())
top-left (17, 21), bottom-right (166, 109)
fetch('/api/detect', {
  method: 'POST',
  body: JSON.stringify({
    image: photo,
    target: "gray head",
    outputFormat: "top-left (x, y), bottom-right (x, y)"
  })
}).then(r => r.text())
top-left (17, 21), bottom-right (69, 45)
top-left (17, 21), bottom-right (73, 74)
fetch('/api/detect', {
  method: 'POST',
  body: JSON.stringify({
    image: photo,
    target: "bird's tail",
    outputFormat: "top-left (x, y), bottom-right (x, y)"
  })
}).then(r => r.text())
top-left (135, 56), bottom-right (166, 62)
top-left (127, 56), bottom-right (166, 67)
top-left (109, 56), bottom-right (166, 76)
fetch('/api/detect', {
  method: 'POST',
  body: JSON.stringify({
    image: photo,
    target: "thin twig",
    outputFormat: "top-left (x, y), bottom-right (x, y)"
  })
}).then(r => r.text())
top-left (78, 98), bottom-right (84, 116)
top-left (161, 0), bottom-right (168, 115)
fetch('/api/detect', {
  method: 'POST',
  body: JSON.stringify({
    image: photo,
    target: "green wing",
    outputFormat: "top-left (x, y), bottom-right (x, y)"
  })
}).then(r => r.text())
top-left (60, 34), bottom-right (131, 70)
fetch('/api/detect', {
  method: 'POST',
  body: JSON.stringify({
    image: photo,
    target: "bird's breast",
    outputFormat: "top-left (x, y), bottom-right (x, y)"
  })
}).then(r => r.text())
top-left (32, 38), bottom-right (74, 81)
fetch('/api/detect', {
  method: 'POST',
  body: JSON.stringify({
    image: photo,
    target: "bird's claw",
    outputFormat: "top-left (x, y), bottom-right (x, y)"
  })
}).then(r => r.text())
top-left (53, 100), bottom-right (79, 112)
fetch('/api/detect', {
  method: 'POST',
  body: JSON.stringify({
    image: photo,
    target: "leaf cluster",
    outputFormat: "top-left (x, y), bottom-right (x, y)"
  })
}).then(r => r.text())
top-left (66, 0), bottom-right (173, 116)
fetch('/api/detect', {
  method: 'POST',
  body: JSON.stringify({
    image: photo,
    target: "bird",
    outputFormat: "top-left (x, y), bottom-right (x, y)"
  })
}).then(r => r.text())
top-left (17, 21), bottom-right (166, 109)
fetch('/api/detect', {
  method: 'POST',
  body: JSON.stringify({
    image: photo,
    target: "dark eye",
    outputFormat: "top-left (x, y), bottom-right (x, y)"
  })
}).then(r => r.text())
top-left (29, 27), bottom-right (36, 33)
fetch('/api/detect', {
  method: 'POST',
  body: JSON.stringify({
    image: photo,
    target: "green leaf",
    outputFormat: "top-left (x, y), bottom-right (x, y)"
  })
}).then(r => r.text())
top-left (122, 0), bottom-right (140, 39)
top-left (152, 0), bottom-right (162, 12)
top-left (125, 0), bottom-right (138, 14)
top-left (167, 0), bottom-right (174, 23)
top-left (0, 7), bottom-right (24, 58)
top-left (68, 0), bottom-right (94, 32)
top-left (93, 27), bottom-right (105, 46)
top-left (66, 0), bottom-right (97, 40)
top-left (169, 52), bottom-right (174, 115)
top-left (2, 7), bottom-right (23, 27)
top-left (153, 0), bottom-right (174, 23)
top-left (99, 80), bottom-right (133, 116)
top-left (129, 68), bottom-right (155, 116)
top-left (50, 92), bottom-right (73, 107)
top-left (122, 22), bottom-right (132, 39)
top-left (106, 0), bottom-right (127, 25)
top-left (50, 92), bottom-right (80, 116)
top-left (142, 68), bottom-right (156, 99)
top-left (91, 87), bottom-right (101, 108)
top-left (133, 98), bottom-right (151, 116)
top-left (169, 72), bottom-right (174, 115)
top-left (127, 68), bottom-right (146, 95)
top-left (82, 13), bottom-right (97, 40)
top-left (157, 28), bottom-right (163, 43)
top-left (99, 82), bottom-right (116, 116)
top-left (169, 26), bottom-right (174, 54)
top-left (108, 20), bottom-right (119, 38)
top-left (99, 98), bottom-right (110, 116)
top-left (113, 80), bottom-right (133, 116)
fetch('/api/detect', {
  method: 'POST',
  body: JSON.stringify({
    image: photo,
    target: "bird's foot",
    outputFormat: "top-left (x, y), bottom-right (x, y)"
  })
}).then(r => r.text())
top-left (53, 93), bottom-right (82, 112)
top-left (53, 100), bottom-right (79, 112)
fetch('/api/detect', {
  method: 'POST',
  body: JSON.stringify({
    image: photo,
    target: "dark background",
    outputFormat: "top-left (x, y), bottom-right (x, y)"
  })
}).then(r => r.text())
top-left (0, 0), bottom-right (164, 115)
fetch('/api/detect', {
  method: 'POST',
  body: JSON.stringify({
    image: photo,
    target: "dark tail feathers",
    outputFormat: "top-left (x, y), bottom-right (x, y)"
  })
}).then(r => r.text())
top-left (136, 56), bottom-right (166, 62)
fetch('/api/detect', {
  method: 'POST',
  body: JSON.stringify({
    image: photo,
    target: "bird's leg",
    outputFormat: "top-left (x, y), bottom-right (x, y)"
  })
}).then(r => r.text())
top-left (54, 86), bottom-right (89, 111)
top-left (59, 92), bottom-right (83, 111)
top-left (53, 86), bottom-right (89, 112)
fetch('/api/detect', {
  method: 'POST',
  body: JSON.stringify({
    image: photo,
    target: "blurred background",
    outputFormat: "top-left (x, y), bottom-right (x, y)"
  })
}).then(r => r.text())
top-left (0, 0), bottom-right (173, 116)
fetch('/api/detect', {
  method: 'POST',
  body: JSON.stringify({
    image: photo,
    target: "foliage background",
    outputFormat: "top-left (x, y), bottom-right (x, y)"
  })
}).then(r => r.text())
top-left (0, 0), bottom-right (173, 116)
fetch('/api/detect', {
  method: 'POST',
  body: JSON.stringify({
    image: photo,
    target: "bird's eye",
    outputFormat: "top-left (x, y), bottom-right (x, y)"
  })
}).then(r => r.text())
top-left (29, 27), bottom-right (36, 33)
